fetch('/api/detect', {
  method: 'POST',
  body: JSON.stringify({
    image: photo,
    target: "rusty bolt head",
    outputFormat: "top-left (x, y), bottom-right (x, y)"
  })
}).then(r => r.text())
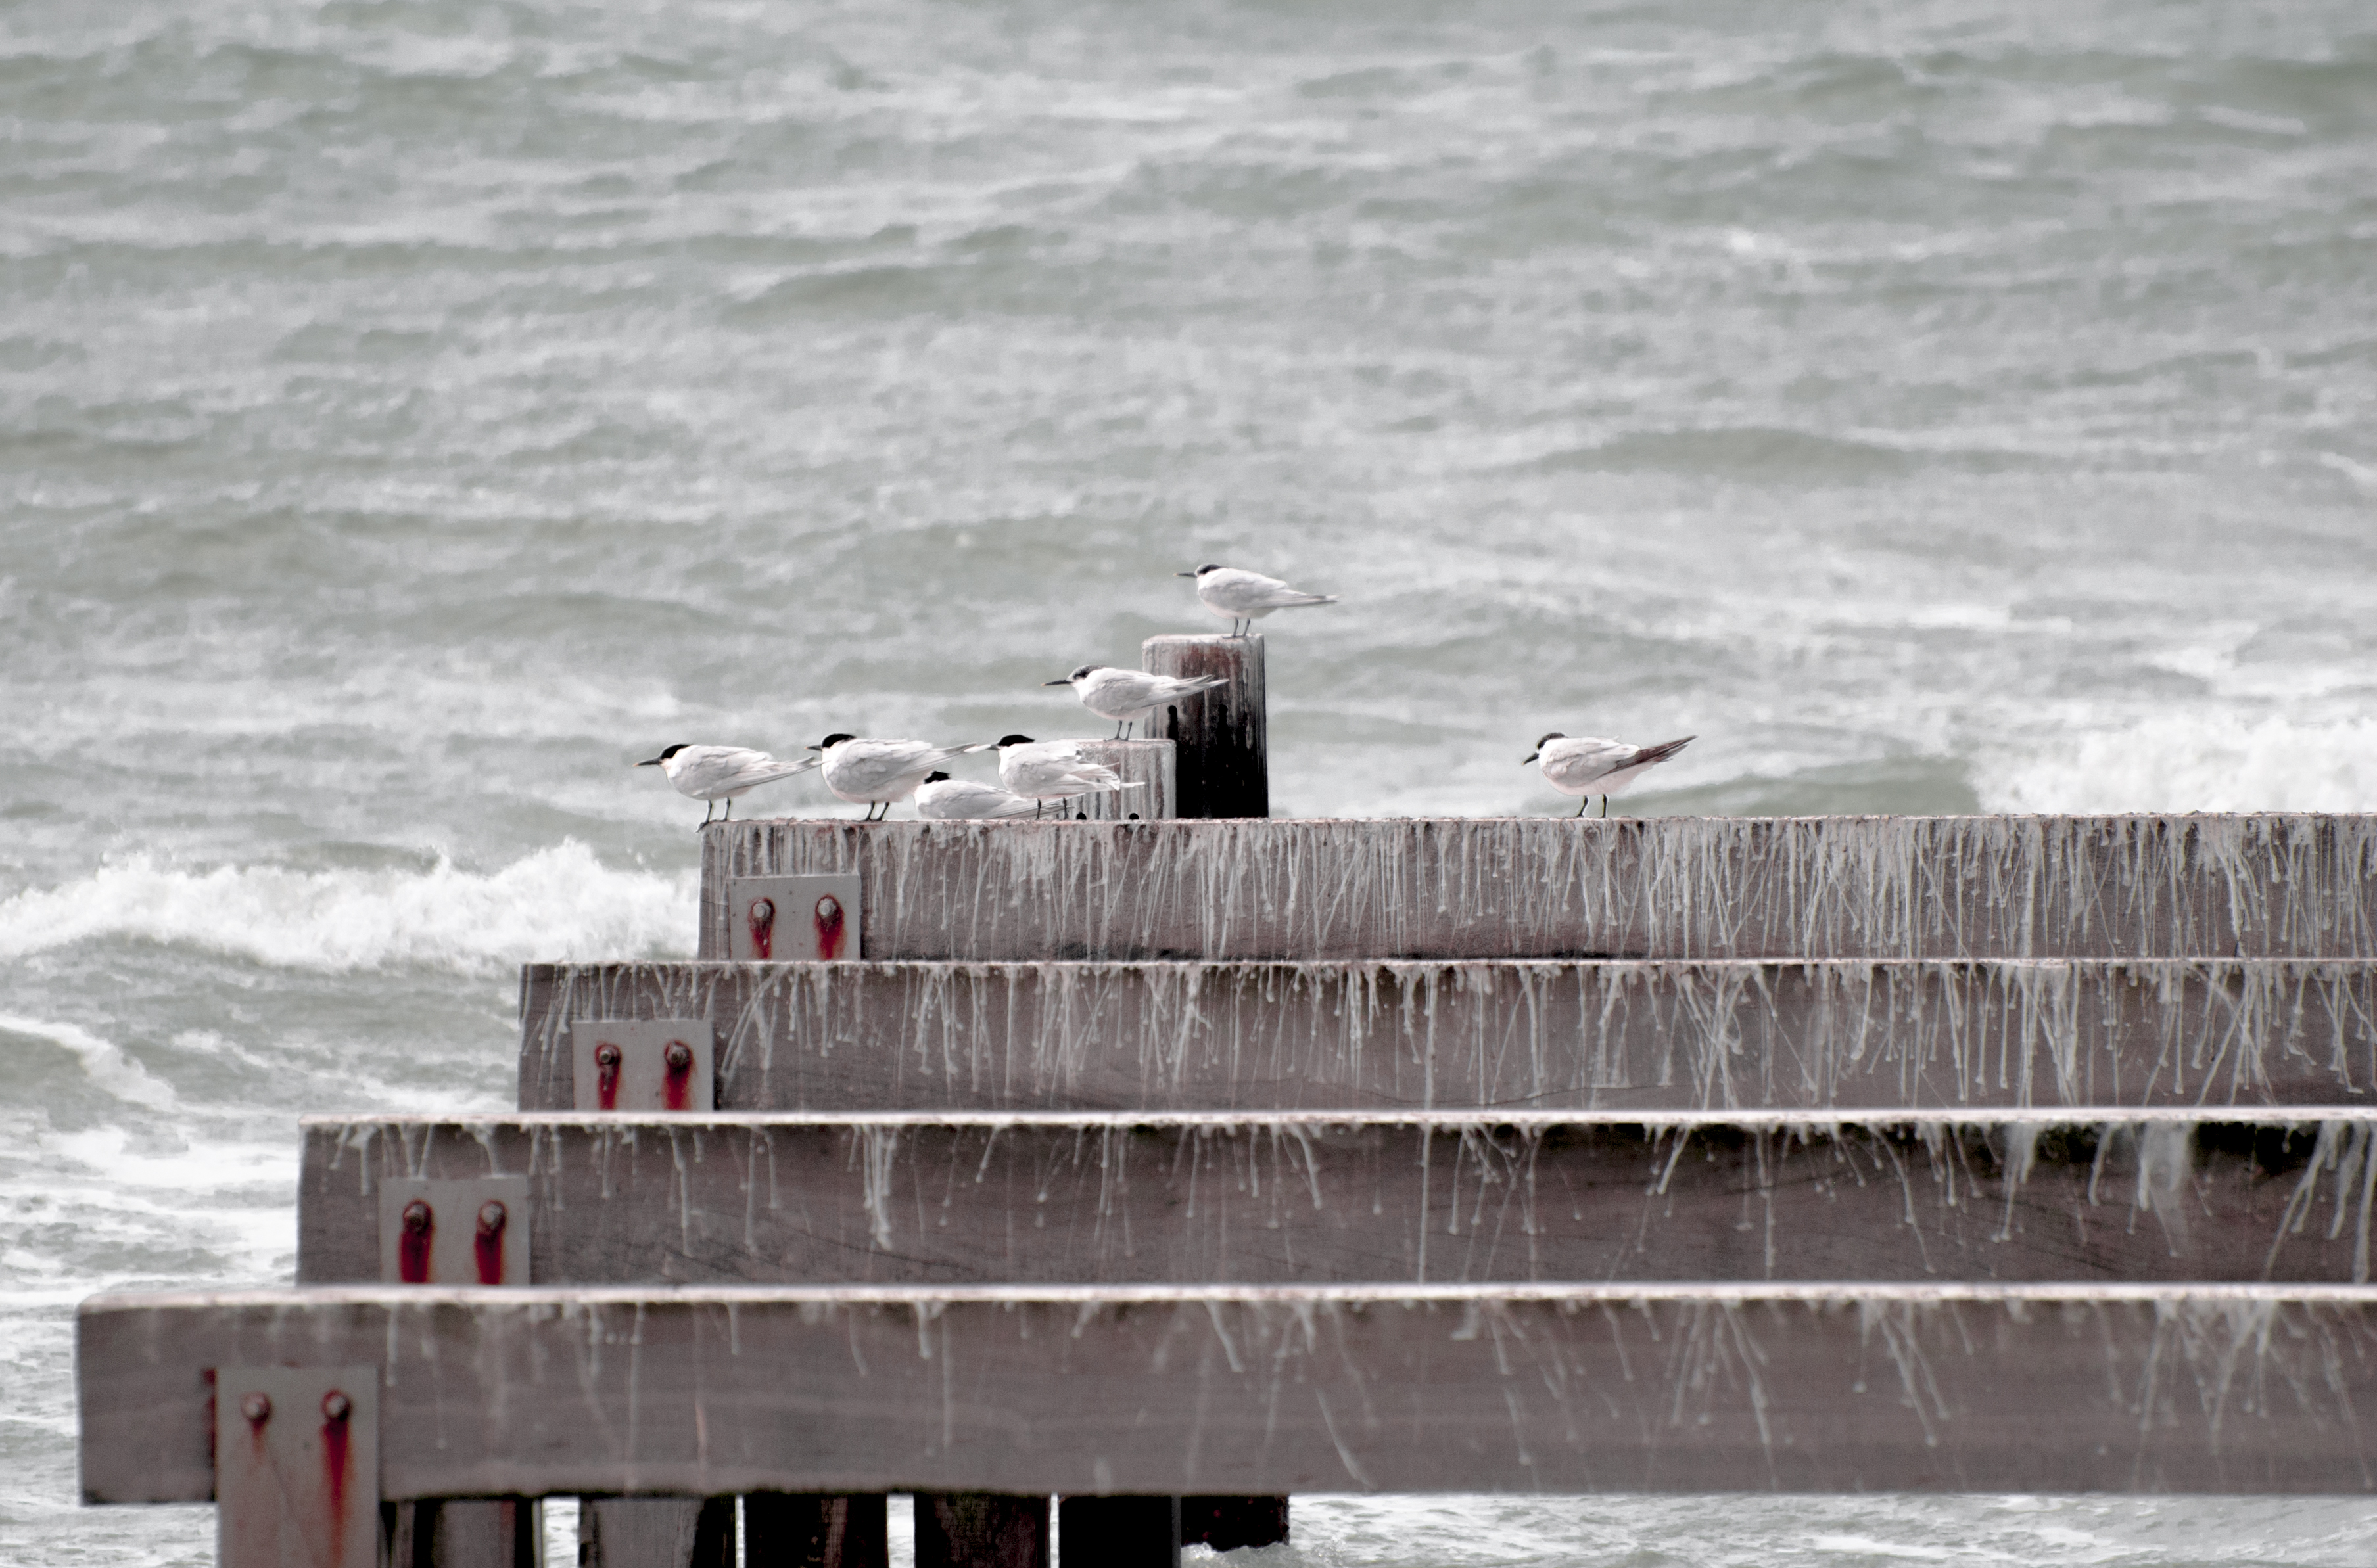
top-left (664, 1039), bottom-right (693, 1072)
top-left (477, 1200), bottom-right (507, 1237)
top-left (240, 1392), bottom-right (271, 1424)
top-left (816, 895), bottom-right (840, 922)
top-left (402, 1199), bottom-right (432, 1235)
top-left (749, 897), bottom-right (774, 923)
top-left (594, 1042), bottom-right (621, 1071)
top-left (321, 1391), bottom-right (352, 1423)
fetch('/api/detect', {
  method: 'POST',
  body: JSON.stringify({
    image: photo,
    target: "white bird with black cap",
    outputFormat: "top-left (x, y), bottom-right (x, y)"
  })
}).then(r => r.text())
top-left (1524, 732), bottom-right (1696, 818)
top-left (635, 744), bottom-right (819, 828)
top-left (1177, 563), bottom-right (1338, 637)
top-left (1043, 664), bottom-right (1227, 739)
top-left (810, 734), bottom-right (995, 821)
top-left (994, 735), bottom-right (1144, 819)
top-left (914, 771), bottom-right (1041, 821)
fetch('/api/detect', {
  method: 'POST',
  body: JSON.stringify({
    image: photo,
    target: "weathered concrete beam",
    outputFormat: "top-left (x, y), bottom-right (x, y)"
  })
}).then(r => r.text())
top-left (297, 1111), bottom-right (2377, 1289)
top-left (517, 959), bottom-right (2377, 1113)
top-left (695, 816), bottom-right (2377, 963)
top-left (80, 1283), bottom-right (2377, 1500)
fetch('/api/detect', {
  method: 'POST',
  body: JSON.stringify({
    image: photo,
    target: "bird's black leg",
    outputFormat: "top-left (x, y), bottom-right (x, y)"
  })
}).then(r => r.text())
top-left (701, 800), bottom-right (715, 828)
top-left (1599, 796), bottom-right (1609, 819)
top-left (1576, 796), bottom-right (1588, 818)
top-left (722, 800), bottom-right (733, 823)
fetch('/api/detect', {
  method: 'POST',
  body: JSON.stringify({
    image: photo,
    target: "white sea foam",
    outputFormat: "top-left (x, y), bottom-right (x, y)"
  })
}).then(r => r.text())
top-left (1980, 714), bottom-right (2377, 814)
top-left (0, 1015), bottom-right (179, 1111)
top-left (0, 842), bottom-right (695, 973)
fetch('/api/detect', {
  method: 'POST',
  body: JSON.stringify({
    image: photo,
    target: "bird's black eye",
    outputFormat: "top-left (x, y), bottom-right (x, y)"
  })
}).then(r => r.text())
top-left (1195, 563), bottom-right (1222, 574)
top-left (660, 743), bottom-right (688, 759)
top-left (1071, 665), bottom-right (1095, 680)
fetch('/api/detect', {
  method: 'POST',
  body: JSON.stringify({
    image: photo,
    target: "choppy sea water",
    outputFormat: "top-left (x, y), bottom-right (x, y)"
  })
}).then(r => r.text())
top-left (4, 0), bottom-right (2376, 1561)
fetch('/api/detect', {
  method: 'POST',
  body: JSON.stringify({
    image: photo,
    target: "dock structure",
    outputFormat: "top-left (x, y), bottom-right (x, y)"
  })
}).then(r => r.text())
top-left (74, 633), bottom-right (2377, 1565)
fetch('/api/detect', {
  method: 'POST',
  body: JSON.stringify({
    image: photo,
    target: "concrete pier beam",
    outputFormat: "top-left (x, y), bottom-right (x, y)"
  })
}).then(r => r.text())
top-left (697, 816), bottom-right (2377, 963)
top-left (517, 959), bottom-right (2377, 1114)
top-left (79, 1283), bottom-right (2377, 1499)
top-left (298, 1111), bottom-right (2377, 1287)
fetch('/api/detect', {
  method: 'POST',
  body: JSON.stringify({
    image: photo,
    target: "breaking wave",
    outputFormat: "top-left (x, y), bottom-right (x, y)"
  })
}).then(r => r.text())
top-left (1980, 715), bottom-right (2377, 814)
top-left (0, 842), bottom-right (695, 973)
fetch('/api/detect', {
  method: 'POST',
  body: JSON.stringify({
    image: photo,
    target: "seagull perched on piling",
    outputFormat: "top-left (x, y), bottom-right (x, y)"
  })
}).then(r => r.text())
top-left (1177, 564), bottom-right (1338, 637)
top-left (1524, 733), bottom-right (1696, 818)
top-left (994, 735), bottom-right (1143, 819)
top-left (635, 745), bottom-right (819, 828)
top-left (914, 771), bottom-right (1041, 821)
top-left (1043, 664), bottom-right (1227, 739)
top-left (810, 735), bottom-right (994, 821)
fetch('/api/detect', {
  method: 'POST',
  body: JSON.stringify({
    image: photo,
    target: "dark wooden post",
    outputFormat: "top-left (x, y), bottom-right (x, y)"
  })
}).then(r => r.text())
top-left (1058, 1495), bottom-right (1180, 1568)
top-left (1181, 1496), bottom-right (1289, 1551)
top-left (383, 1498), bottom-right (542, 1567)
top-left (913, 1494), bottom-right (1048, 1568)
top-left (745, 1494), bottom-right (888, 1568)
top-left (578, 1498), bottom-right (734, 1567)
top-left (1141, 635), bottom-right (1265, 819)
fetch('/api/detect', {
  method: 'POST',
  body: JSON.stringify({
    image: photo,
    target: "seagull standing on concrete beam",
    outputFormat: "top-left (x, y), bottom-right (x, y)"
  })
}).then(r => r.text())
top-left (1524, 733), bottom-right (1695, 818)
top-left (811, 735), bottom-right (995, 821)
top-left (635, 745), bottom-right (820, 828)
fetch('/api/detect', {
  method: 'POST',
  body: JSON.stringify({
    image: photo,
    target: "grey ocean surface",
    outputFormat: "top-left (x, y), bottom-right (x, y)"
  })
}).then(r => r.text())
top-left (4, 0), bottom-right (2377, 1561)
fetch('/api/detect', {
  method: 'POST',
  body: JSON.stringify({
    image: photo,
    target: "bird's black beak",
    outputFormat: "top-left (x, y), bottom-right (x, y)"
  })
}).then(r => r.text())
top-left (1521, 752), bottom-right (1538, 765)
top-left (1174, 571), bottom-right (1197, 578)
top-left (636, 757), bottom-right (663, 767)
top-left (1041, 678), bottom-right (1072, 687)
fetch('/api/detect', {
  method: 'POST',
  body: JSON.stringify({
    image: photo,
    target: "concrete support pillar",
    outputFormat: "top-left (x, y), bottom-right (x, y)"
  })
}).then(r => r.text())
top-left (578, 1498), bottom-right (734, 1568)
top-left (1141, 634), bottom-right (1265, 819)
top-left (744, 1494), bottom-right (888, 1568)
top-left (1058, 1495), bottom-right (1179, 1568)
top-left (1181, 1496), bottom-right (1288, 1552)
top-left (1069, 740), bottom-right (1175, 820)
top-left (913, 1493), bottom-right (1048, 1568)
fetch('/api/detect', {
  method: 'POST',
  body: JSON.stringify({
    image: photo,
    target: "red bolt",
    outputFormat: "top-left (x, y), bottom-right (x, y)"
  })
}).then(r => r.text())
top-left (664, 1040), bottom-right (693, 1073)
top-left (594, 1041), bottom-right (623, 1111)
top-left (477, 1201), bottom-right (507, 1237)
top-left (321, 1391), bottom-right (351, 1423)
top-left (399, 1198), bottom-right (435, 1283)
top-left (241, 1392), bottom-right (271, 1424)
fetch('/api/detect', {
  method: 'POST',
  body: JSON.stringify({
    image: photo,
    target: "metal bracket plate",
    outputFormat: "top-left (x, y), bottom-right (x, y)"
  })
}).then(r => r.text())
top-left (570, 1019), bottom-right (717, 1111)
top-left (214, 1364), bottom-right (378, 1568)
top-left (377, 1177), bottom-right (532, 1285)
top-left (726, 874), bottom-right (862, 961)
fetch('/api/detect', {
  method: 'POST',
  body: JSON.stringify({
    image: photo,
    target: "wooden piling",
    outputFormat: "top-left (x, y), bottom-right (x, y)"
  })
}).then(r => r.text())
top-left (578, 1497), bottom-right (734, 1568)
top-left (1058, 1495), bottom-right (1180, 1568)
top-left (381, 1500), bottom-right (541, 1568)
top-left (1181, 1497), bottom-right (1288, 1552)
top-left (743, 1494), bottom-right (888, 1568)
top-left (1141, 635), bottom-right (1265, 818)
top-left (913, 1494), bottom-right (1048, 1568)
